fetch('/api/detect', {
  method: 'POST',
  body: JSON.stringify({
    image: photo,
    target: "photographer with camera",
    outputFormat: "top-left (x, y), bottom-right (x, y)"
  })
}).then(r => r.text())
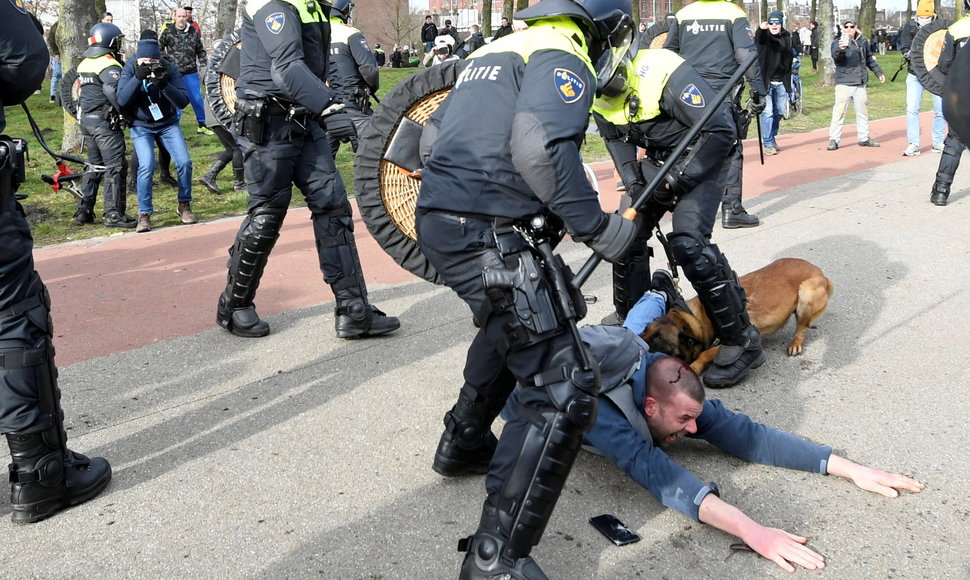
top-left (0, 0), bottom-right (112, 523)
top-left (117, 30), bottom-right (196, 232)
top-left (73, 22), bottom-right (137, 228)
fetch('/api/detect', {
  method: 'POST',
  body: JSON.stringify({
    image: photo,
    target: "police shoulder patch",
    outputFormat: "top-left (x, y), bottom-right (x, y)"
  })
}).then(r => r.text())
top-left (10, 0), bottom-right (27, 14)
top-left (680, 84), bottom-right (705, 108)
top-left (107, 69), bottom-right (121, 79)
top-left (265, 12), bottom-right (285, 34)
top-left (554, 68), bottom-right (585, 104)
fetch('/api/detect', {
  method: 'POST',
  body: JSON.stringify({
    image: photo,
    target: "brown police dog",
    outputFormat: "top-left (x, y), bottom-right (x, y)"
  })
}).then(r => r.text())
top-left (641, 258), bottom-right (834, 375)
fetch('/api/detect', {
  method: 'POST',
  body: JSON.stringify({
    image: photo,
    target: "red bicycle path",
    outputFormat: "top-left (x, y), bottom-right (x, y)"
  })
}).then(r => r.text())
top-left (35, 113), bottom-right (935, 366)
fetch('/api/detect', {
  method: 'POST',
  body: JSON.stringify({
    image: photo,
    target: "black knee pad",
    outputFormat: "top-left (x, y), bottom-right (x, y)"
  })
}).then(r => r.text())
top-left (669, 232), bottom-right (725, 287)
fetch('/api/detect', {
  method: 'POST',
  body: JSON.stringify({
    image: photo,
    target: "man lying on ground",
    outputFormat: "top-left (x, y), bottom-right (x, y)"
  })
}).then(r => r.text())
top-left (505, 272), bottom-right (924, 572)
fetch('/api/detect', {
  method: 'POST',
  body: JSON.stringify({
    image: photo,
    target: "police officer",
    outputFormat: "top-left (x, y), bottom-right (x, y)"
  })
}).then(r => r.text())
top-left (593, 47), bottom-right (766, 387)
top-left (416, 0), bottom-right (636, 575)
top-left (217, 0), bottom-right (399, 340)
top-left (326, 0), bottom-right (379, 157)
top-left (930, 3), bottom-right (970, 207)
top-left (664, 0), bottom-right (765, 229)
top-left (373, 43), bottom-right (385, 67)
top-left (74, 22), bottom-right (137, 228)
top-left (0, 0), bottom-right (111, 523)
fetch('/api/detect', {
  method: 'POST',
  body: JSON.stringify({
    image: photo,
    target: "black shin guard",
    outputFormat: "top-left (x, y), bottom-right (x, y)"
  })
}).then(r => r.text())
top-left (433, 365), bottom-right (516, 477)
top-left (462, 345), bottom-right (598, 576)
top-left (669, 233), bottom-right (764, 386)
top-left (217, 208), bottom-right (286, 336)
top-left (2, 282), bottom-right (111, 523)
top-left (313, 211), bottom-right (399, 338)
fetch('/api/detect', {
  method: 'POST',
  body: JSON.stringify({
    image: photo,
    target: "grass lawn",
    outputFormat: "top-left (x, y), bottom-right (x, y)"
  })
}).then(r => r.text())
top-left (4, 56), bottom-right (934, 248)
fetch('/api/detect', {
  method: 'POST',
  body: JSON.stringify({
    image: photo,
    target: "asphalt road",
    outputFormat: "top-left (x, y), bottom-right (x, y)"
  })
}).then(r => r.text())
top-left (2, 116), bottom-right (969, 578)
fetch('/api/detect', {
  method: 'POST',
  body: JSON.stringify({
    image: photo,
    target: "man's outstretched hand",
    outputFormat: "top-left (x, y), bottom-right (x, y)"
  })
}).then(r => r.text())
top-left (827, 454), bottom-right (925, 497)
top-left (742, 527), bottom-right (825, 573)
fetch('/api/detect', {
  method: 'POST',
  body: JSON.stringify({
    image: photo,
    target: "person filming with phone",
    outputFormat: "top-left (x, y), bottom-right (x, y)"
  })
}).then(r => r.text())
top-left (825, 19), bottom-right (885, 151)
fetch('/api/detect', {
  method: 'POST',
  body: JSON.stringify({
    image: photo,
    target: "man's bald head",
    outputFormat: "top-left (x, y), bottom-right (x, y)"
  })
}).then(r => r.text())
top-left (646, 356), bottom-right (705, 406)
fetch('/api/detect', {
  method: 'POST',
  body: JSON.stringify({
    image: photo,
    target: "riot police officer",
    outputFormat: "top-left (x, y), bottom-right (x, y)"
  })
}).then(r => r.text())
top-left (664, 0), bottom-right (766, 229)
top-left (930, 5), bottom-right (970, 206)
top-left (217, 0), bottom-right (399, 339)
top-left (74, 22), bottom-right (137, 228)
top-left (416, 0), bottom-right (637, 575)
top-left (593, 47), bottom-right (766, 387)
top-left (326, 0), bottom-right (379, 157)
top-left (0, 0), bottom-right (111, 523)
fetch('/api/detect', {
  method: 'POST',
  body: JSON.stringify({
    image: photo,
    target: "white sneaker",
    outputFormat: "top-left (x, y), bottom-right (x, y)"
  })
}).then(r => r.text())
top-left (903, 143), bottom-right (921, 156)
top-left (931, 143), bottom-right (944, 154)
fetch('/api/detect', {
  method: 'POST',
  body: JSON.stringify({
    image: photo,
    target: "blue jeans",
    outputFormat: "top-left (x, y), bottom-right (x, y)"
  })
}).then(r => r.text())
top-left (181, 71), bottom-right (206, 125)
top-left (759, 82), bottom-right (787, 147)
top-left (49, 58), bottom-right (62, 98)
top-left (621, 292), bottom-right (666, 335)
top-left (905, 73), bottom-right (945, 146)
top-left (129, 122), bottom-right (192, 214)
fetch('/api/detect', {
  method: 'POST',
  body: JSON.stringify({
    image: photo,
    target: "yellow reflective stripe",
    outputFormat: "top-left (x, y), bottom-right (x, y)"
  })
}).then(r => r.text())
top-left (248, 0), bottom-right (323, 23)
top-left (949, 17), bottom-right (970, 41)
top-left (593, 49), bottom-right (683, 125)
top-left (675, 0), bottom-right (747, 21)
top-left (77, 54), bottom-right (121, 74)
top-left (467, 18), bottom-right (595, 76)
top-left (330, 20), bottom-right (358, 43)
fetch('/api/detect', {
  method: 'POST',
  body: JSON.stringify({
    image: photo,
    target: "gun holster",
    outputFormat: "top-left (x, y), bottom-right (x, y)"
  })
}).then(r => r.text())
top-left (233, 98), bottom-right (267, 145)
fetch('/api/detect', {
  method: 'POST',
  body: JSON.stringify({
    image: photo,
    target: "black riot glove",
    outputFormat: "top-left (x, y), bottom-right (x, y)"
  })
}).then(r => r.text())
top-left (639, 160), bottom-right (679, 207)
top-left (748, 89), bottom-right (766, 115)
top-left (323, 109), bottom-right (358, 151)
top-left (135, 62), bottom-right (153, 80)
top-left (577, 213), bottom-right (637, 263)
top-left (152, 65), bottom-right (168, 84)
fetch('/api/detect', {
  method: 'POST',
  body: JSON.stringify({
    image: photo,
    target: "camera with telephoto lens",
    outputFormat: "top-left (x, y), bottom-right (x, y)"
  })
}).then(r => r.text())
top-left (0, 136), bottom-right (28, 198)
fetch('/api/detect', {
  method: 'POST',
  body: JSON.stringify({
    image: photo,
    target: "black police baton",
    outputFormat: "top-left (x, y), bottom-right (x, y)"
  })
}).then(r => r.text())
top-left (573, 52), bottom-right (760, 289)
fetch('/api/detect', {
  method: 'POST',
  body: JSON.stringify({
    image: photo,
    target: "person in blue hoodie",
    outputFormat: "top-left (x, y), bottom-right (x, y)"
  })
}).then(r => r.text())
top-left (117, 30), bottom-right (195, 232)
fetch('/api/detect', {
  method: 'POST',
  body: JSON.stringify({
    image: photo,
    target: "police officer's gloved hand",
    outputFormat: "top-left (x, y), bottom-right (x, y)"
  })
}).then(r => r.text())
top-left (323, 110), bottom-right (357, 144)
top-left (135, 62), bottom-right (153, 80)
top-left (749, 90), bottom-right (766, 115)
top-left (578, 213), bottom-right (637, 263)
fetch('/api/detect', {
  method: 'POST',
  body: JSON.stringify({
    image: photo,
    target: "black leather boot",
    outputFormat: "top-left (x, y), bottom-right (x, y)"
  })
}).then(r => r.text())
top-left (6, 429), bottom-right (111, 524)
top-left (232, 166), bottom-right (246, 191)
top-left (217, 209), bottom-right (285, 338)
top-left (333, 290), bottom-right (400, 339)
top-left (703, 324), bottom-right (766, 388)
top-left (458, 503), bottom-right (548, 580)
top-left (432, 369), bottom-right (514, 476)
top-left (200, 160), bottom-right (227, 195)
top-left (930, 182), bottom-right (950, 206)
top-left (721, 202), bottom-right (760, 228)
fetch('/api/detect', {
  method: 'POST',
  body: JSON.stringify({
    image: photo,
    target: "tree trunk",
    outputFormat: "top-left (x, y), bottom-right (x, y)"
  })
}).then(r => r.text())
top-left (811, 0), bottom-right (817, 24)
top-left (482, 0), bottom-right (493, 36)
top-left (817, 0), bottom-right (835, 87)
top-left (516, 0), bottom-right (529, 13)
top-left (57, 0), bottom-right (99, 152)
top-left (503, 2), bottom-right (513, 24)
top-left (215, 0), bottom-right (239, 40)
top-left (859, 0), bottom-right (876, 41)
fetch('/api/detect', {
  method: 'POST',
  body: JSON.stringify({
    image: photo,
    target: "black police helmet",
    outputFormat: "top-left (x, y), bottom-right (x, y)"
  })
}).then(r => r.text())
top-left (515, 0), bottom-right (635, 94)
top-left (330, 0), bottom-right (353, 21)
top-left (84, 22), bottom-right (125, 58)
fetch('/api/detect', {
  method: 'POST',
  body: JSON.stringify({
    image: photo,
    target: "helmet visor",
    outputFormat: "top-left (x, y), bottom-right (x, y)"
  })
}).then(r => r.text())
top-left (593, 13), bottom-right (634, 93)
